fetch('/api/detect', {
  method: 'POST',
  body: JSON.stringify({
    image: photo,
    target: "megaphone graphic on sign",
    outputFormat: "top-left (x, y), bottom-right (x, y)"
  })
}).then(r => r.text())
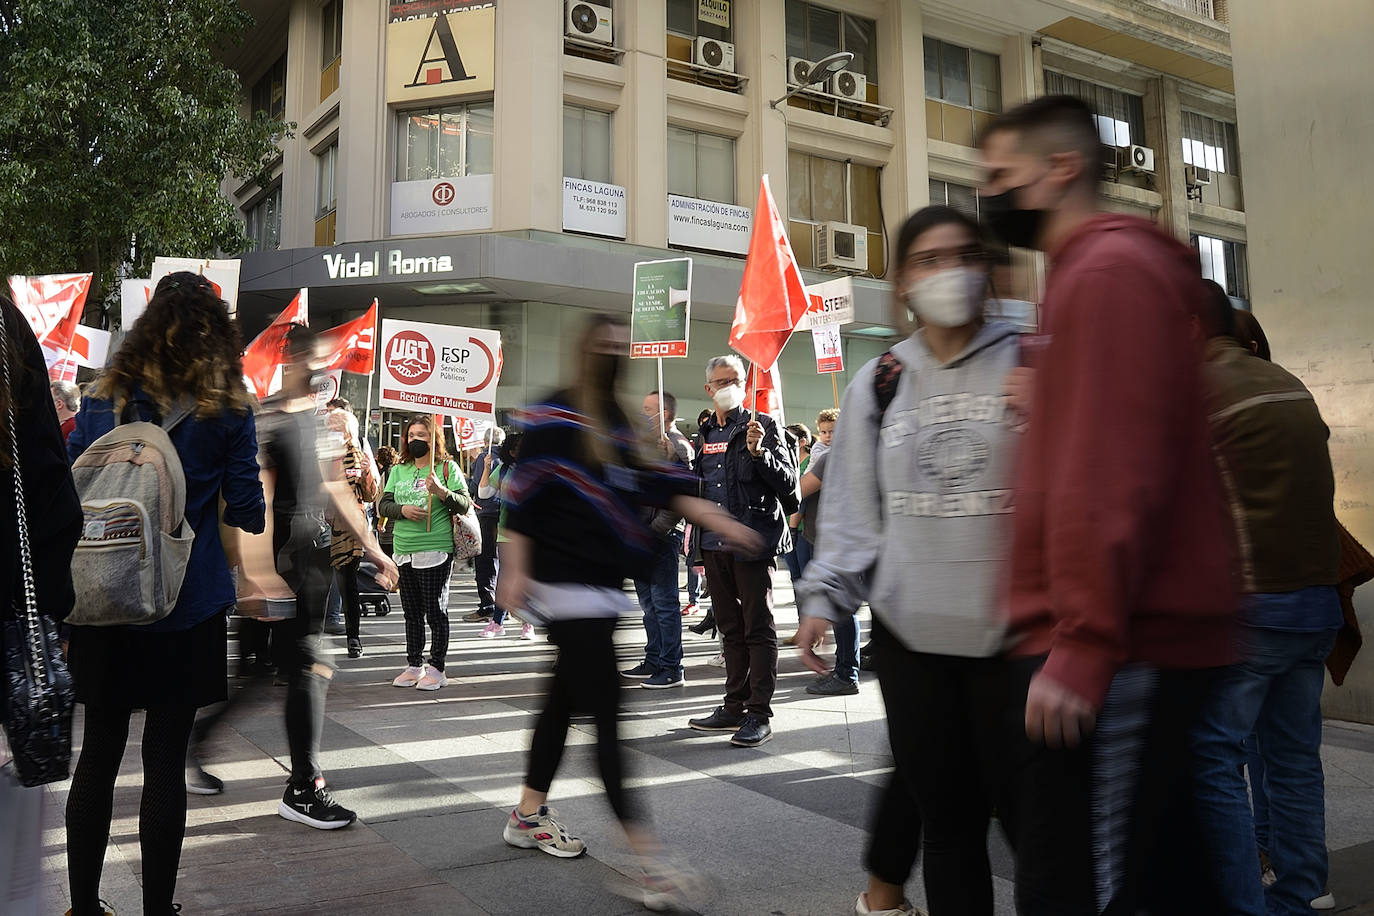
top-left (668, 287), bottom-right (690, 308)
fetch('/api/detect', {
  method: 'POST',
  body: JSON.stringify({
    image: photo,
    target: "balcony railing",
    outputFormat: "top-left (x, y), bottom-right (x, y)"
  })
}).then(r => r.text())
top-left (1154, 0), bottom-right (1229, 23)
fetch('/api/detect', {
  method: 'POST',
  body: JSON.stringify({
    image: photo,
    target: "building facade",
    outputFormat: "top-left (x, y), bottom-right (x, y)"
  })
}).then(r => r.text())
top-left (227, 0), bottom-right (1245, 441)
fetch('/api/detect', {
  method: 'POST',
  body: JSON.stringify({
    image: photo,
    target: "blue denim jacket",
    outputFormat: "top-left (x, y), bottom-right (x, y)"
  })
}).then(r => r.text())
top-left (69, 394), bottom-right (266, 631)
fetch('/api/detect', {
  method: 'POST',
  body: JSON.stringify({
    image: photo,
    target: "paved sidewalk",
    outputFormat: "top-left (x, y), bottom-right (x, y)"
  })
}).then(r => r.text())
top-left (36, 571), bottom-right (1374, 915)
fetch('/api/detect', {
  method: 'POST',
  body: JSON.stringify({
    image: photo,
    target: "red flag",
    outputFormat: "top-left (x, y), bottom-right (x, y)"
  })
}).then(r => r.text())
top-left (728, 176), bottom-right (809, 371)
top-left (8, 273), bottom-right (92, 350)
top-left (318, 299), bottom-right (378, 374)
top-left (242, 289), bottom-right (309, 399)
top-left (746, 362), bottom-right (786, 424)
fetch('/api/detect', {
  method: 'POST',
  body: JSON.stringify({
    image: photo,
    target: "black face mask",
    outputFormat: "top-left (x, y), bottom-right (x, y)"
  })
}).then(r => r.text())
top-left (980, 186), bottom-right (1047, 251)
top-left (406, 439), bottom-right (430, 460)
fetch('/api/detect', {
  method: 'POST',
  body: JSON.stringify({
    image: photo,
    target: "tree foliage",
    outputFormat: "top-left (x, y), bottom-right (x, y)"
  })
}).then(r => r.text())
top-left (0, 0), bottom-right (285, 317)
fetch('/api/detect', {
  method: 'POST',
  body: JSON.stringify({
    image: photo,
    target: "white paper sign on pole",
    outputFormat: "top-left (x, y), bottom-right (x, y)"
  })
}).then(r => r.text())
top-left (452, 415), bottom-right (494, 451)
top-left (666, 194), bottom-right (752, 255)
top-left (120, 279), bottom-right (153, 329)
top-left (797, 276), bottom-right (855, 331)
top-left (314, 369), bottom-right (343, 415)
top-left (811, 323), bottom-right (844, 374)
top-left (150, 258), bottom-right (241, 317)
top-left (378, 318), bottom-right (502, 422)
top-left (562, 178), bottom-right (627, 239)
top-left (390, 175), bottom-right (494, 235)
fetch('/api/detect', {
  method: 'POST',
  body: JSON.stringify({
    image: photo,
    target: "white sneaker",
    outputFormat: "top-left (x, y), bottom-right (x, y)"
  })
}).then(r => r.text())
top-left (706, 653), bottom-right (726, 667)
top-left (520, 623), bottom-right (536, 640)
top-left (480, 620), bottom-right (506, 638)
top-left (392, 665), bottom-right (424, 687)
top-left (855, 891), bottom-right (922, 915)
top-left (1311, 891), bottom-right (1336, 910)
top-left (415, 665), bottom-right (448, 690)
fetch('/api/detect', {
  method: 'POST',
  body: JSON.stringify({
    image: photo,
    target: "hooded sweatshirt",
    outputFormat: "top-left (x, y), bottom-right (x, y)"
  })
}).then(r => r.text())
top-left (797, 320), bottom-right (1022, 657)
top-left (1008, 214), bottom-right (1237, 710)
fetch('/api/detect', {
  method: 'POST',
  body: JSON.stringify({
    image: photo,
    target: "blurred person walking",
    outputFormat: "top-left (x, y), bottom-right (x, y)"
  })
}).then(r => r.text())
top-left (466, 426), bottom-right (506, 625)
top-left (326, 407), bottom-right (380, 659)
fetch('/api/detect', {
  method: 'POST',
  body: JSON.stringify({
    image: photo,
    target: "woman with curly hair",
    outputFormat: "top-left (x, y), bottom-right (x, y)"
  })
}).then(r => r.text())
top-left (64, 271), bottom-right (268, 916)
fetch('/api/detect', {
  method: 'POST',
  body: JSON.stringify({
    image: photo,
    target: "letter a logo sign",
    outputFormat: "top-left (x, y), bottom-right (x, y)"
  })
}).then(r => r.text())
top-left (407, 13), bottom-right (475, 88)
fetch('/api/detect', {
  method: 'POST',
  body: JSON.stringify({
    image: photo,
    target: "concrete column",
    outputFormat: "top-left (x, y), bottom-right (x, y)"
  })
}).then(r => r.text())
top-left (282, 0), bottom-right (315, 249)
top-left (1230, 0), bottom-right (1374, 721)
top-left (880, 0), bottom-right (930, 225)
top-left (1145, 76), bottom-right (1190, 242)
top-left (741, 0), bottom-right (788, 213)
top-left (493, 0), bottom-right (563, 233)
top-left (337, 0), bottom-right (387, 243)
top-left (621, 0), bottom-right (668, 246)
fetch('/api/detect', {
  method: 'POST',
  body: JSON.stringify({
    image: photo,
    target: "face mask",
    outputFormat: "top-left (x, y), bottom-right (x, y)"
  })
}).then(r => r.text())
top-left (904, 267), bottom-right (987, 328)
top-left (713, 385), bottom-right (745, 412)
top-left (980, 185), bottom-right (1047, 250)
top-left (406, 439), bottom-right (430, 460)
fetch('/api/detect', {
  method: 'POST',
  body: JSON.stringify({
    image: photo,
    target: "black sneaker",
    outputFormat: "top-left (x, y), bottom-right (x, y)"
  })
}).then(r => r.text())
top-left (806, 672), bottom-right (860, 696)
top-left (730, 715), bottom-right (773, 747)
top-left (347, 638), bottom-right (362, 659)
top-left (688, 706), bottom-right (745, 732)
top-left (621, 661), bottom-right (657, 679)
top-left (462, 609), bottom-right (492, 623)
top-left (186, 759), bottom-right (224, 796)
top-left (278, 778), bottom-right (357, 830)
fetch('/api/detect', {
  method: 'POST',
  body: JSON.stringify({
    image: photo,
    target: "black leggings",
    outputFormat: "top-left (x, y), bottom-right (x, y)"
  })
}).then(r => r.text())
top-left (526, 617), bottom-right (639, 824)
top-left (337, 558), bottom-right (363, 642)
top-left (66, 703), bottom-right (197, 916)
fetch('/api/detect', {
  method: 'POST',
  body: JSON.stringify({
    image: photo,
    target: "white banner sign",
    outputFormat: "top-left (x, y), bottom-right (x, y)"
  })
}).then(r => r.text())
top-left (150, 258), bottom-right (241, 317)
top-left (562, 177), bottom-right (627, 239)
top-left (667, 194), bottom-right (752, 255)
top-left (378, 318), bottom-right (502, 421)
top-left (390, 174), bottom-right (493, 235)
top-left (314, 369), bottom-right (344, 415)
top-left (452, 414), bottom-right (494, 451)
top-left (120, 279), bottom-right (153, 330)
top-left (811, 323), bottom-right (844, 374)
top-left (797, 276), bottom-right (855, 331)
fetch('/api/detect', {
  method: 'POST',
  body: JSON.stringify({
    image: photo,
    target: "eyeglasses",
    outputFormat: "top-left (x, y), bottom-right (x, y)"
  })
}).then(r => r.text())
top-left (902, 250), bottom-right (988, 273)
top-left (707, 378), bottom-right (743, 391)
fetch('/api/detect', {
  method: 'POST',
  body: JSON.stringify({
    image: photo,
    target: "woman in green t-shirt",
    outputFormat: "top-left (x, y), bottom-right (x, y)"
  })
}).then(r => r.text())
top-left (377, 415), bottom-right (471, 691)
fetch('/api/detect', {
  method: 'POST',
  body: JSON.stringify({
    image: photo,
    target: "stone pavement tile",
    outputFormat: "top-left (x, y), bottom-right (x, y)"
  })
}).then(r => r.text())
top-left (437, 852), bottom-right (648, 916)
top-left (1328, 839), bottom-right (1374, 914)
top-left (257, 881), bottom-right (489, 915)
top-left (370, 807), bottom-right (532, 871)
top-left (1323, 742), bottom-right (1374, 790)
top-left (1323, 784), bottom-right (1374, 852)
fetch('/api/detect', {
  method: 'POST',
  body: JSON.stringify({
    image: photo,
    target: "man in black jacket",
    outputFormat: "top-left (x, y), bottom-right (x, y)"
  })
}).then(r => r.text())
top-left (687, 355), bottom-right (798, 747)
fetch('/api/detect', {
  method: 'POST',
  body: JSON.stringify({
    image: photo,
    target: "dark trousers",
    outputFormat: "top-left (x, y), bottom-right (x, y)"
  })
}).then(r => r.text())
top-left (702, 550), bottom-right (778, 718)
top-left (475, 513), bottom-right (500, 615)
top-left (279, 546), bottom-right (333, 786)
top-left (399, 557), bottom-right (454, 670)
top-left (337, 557), bottom-right (363, 642)
top-left (526, 617), bottom-right (639, 823)
top-left (871, 619), bottom-right (1032, 913)
top-left (1011, 660), bottom-right (1218, 916)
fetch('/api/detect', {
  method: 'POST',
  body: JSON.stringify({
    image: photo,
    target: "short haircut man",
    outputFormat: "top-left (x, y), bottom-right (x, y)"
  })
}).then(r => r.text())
top-left (51, 380), bottom-right (81, 414)
top-left (647, 389), bottom-right (677, 420)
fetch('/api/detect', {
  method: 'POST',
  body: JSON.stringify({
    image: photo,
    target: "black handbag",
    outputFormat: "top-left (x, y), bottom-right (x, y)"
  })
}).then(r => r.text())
top-left (0, 300), bottom-right (75, 788)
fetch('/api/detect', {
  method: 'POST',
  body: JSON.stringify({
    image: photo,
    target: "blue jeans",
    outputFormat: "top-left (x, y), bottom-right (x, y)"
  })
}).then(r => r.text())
top-left (833, 612), bottom-right (861, 684)
top-left (325, 574), bottom-right (342, 624)
top-left (634, 531), bottom-right (684, 673)
top-left (686, 560), bottom-right (701, 606)
top-left (1248, 732), bottom-right (1271, 856)
top-left (794, 531), bottom-right (813, 576)
top-left (1191, 625), bottom-right (1336, 915)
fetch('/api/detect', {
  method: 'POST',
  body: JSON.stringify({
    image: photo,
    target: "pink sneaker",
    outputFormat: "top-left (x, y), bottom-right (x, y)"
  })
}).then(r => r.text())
top-left (480, 620), bottom-right (506, 638)
top-left (415, 665), bottom-right (448, 691)
top-left (520, 623), bottom-right (536, 640)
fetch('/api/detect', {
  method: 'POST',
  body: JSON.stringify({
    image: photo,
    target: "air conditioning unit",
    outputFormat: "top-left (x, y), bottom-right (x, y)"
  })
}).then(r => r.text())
top-left (565, 1), bottom-right (612, 46)
top-left (1186, 164), bottom-right (1212, 186)
top-left (693, 36), bottom-right (735, 73)
top-left (817, 222), bottom-right (869, 272)
top-left (828, 69), bottom-right (867, 102)
top-left (1121, 144), bottom-right (1155, 173)
top-left (786, 56), bottom-right (812, 87)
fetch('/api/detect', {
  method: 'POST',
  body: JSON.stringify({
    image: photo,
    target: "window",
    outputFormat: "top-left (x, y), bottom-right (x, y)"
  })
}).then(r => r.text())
top-left (252, 55), bottom-right (287, 120)
top-left (928, 178), bottom-right (981, 221)
top-left (1044, 71), bottom-right (1146, 148)
top-left (785, 2), bottom-right (878, 85)
top-left (924, 38), bottom-right (1000, 145)
top-left (1182, 111), bottom-right (1241, 175)
top-left (667, 127), bottom-right (735, 203)
top-left (396, 102), bottom-right (494, 181)
top-left (787, 151), bottom-right (885, 274)
top-left (667, 0), bottom-right (733, 41)
top-left (1193, 235), bottom-right (1249, 301)
top-left (563, 105), bottom-right (612, 184)
top-left (321, 0), bottom-right (343, 69)
top-left (245, 186), bottom-right (282, 252)
top-left (316, 143), bottom-right (337, 219)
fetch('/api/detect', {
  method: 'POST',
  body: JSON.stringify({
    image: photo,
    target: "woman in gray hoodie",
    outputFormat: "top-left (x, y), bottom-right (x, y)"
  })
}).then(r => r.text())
top-left (796, 206), bottom-right (1028, 916)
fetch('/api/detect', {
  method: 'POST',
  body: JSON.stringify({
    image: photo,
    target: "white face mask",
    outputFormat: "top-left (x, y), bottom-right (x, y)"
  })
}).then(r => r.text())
top-left (903, 267), bottom-right (987, 328)
top-left (712, 384), bottom-right (745, 412)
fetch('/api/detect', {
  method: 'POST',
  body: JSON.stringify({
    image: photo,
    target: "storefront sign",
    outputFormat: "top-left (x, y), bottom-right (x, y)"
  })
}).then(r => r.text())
top-left (322, 248), bottom-right (458, 279)
top-left (811, 323), bottom-right (844, 374)
top-left (386, 0), bottom-right (496, 105)
top-left (698, 0), bottom-right (730, 28)
top-left (631, 258), bottom-right (692, 359)
top-left (150, 257), bottom-right (241, 317)
top-left (562, 178), bottom-right (627, 239)
top-left (667, 195), bottom-right (752, 256)
top-left (391, 174), bottom-right (493, 235)
top-left (379, 318), bottom-right (502, 421)
top-left (796, 276), bottom-right (855, 331)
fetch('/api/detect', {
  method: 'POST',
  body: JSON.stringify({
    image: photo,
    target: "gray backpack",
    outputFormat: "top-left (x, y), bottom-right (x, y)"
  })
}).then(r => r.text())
top-left (67, 402), bottom-right (195, 626)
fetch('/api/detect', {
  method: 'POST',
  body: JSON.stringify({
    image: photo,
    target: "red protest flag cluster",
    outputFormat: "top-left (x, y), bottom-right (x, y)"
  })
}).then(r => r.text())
top-left (242, 289), bottom-right (309, 400)
top-left (317, 299), bottom-right (379, 374)
top-left (728, 176), bottom-right (810, 374)
top-left (9, 274), bottom-right (93, 351)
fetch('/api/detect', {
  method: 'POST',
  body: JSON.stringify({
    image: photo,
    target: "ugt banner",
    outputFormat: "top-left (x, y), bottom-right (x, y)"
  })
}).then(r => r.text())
top-left (630, 258), bottom-right (692, 358)
top-left (378, 318), bottom-right (502, 422)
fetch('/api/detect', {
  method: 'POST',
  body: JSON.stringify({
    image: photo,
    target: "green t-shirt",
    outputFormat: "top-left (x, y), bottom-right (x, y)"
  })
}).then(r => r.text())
top-left (385, 459), bottom-right (466, 555)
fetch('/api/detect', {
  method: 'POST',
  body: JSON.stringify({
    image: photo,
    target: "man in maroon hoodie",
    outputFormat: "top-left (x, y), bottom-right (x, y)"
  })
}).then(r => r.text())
top-left (978, 95), bottom-right (1236, 914)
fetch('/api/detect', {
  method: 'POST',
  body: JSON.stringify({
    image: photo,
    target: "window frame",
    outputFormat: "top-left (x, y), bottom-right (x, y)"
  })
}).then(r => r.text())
top-left (315, 142), bottom-right (338, 219)
top-left (924, 37), bottom-right (1001, 114)
top-left (251, 55), bottom-right (287, 121)
top-left (1181, 110), bottom-right (1241, 176)
top-left (394, 100), bottom-right (495, 183)
top-left (785, 1), bottom-right (879, 85)
top-left (321, 0), bottom-right (344, 70)
top-left (1192, 233), bottom-right (1250, 300)
top-left (928, 177), bottom-right (981, 221)
top-left (666, 126), bottom-right (737, 205)
top-left (245, 184), bottom-right (283, 252)
top-left (787, 149), bottom-right (884, 272)
top-left (1043, 69), bottom-right (1147, 149)
top-left (667, 0), bottom-right (735, 42)
top-left (563, 104), bottom-right (613, 184)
